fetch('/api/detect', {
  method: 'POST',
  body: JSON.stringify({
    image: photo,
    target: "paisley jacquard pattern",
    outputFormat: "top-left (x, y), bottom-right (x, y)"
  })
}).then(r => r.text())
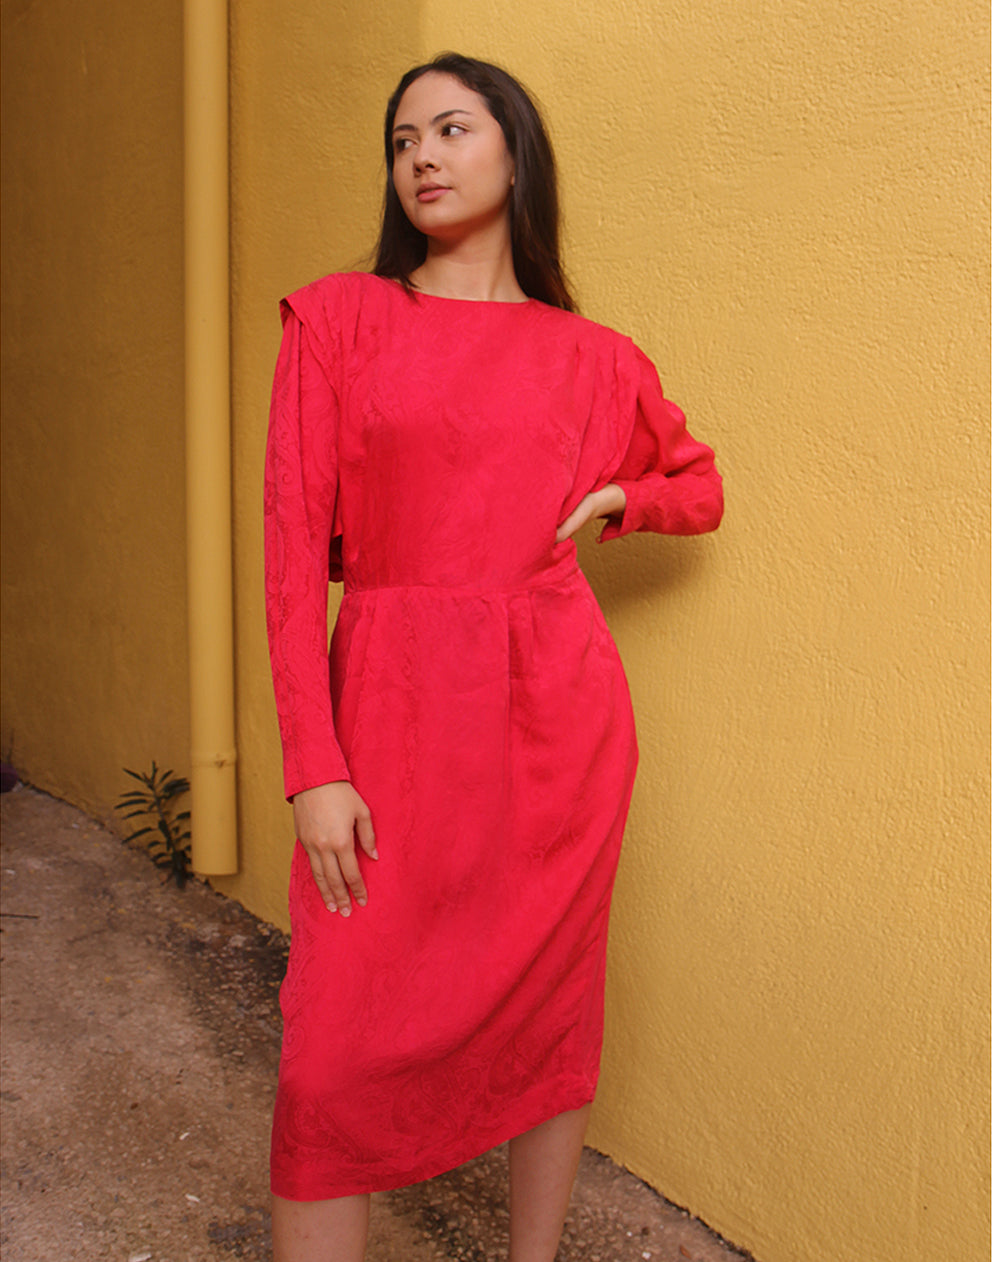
top-left (264, 273), bottom-right (723, 1200)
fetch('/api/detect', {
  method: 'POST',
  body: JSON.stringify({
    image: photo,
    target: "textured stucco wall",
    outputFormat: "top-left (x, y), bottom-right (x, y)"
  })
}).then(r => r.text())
top-left (0, 0), bottom-right (188, 812)
top-left (3, 3), bottom-right (987, 1261)
top-left (226, 3), bottom-right (989, 1259)
top-left (410, 4), bottom-right (989, 1260)
top-left (216, 0), bottom-right (422, 926)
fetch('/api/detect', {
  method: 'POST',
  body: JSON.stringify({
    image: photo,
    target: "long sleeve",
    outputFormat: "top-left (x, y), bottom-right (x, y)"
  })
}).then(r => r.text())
top-left (264, 303), bottom-right (351, 800)
top-left (599, 345), bottom-right (723, 541)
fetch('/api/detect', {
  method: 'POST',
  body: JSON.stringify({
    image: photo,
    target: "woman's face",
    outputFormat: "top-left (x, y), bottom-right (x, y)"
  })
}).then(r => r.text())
top-left (391, 72), bottom-right (515, 244)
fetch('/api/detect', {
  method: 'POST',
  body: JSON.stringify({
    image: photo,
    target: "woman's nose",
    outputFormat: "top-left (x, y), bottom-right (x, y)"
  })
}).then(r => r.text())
top-left (413, 143), bottom-right (439, 173)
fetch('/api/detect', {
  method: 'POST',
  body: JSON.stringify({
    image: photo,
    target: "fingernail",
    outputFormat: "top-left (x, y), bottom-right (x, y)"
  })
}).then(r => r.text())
top-left (325, 902), bottom-right (337, 913)
top-left (357, 896), bottom-right (367, 907)
top-left (371, 848), bottom-right (379, 861)
top-left (339, 905), bottom-right (351, 918)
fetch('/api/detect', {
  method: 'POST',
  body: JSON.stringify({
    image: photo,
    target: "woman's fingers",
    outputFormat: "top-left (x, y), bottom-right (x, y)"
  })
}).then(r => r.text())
top-left (303, 852), bottom-right (335, 906)
top-left (304, 834), bottom-right (367, 916)
top-left (304, 848), bottom-right (346, 914)
top-left (555, 502), bottom-right (588, 542)
top-left (293, 781), bottom-right (376, 916)
top-left (556, 493), bottom-right (599, 541)
top-left (556, 484), bottom-right (626, 543)
top-left (334, 843), bottom-right (368, 911)
top-left (355, 809), bottom-right (378, 861)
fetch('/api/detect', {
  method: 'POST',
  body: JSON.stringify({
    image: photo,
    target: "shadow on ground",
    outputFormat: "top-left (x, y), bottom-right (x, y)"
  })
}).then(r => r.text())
top-left (1, 786), bottom-right (749, 1262)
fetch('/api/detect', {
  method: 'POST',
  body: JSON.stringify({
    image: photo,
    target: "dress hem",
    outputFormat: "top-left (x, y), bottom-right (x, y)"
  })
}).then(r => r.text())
top-left (270, 1079), bottom-right (598, 1202)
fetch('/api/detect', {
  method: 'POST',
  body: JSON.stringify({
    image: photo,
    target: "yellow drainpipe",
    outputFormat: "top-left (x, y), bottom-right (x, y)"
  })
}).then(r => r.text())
top-left (184, 0), bottom-right (237, 873)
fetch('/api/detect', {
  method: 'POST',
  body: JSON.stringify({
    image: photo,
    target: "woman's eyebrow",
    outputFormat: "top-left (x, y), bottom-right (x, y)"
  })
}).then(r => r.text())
top-left (392, 109), bottom-right (475, 135)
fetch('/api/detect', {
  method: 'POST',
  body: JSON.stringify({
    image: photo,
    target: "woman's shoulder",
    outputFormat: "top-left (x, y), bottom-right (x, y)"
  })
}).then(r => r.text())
top-left (279, 273), bottom-right (401, 358)
top-left (531, 300), bottom-right (642, 370)
top-left (532, 296), bottom-right (630, 339)
top-left (283, 270), bottom-right (388, 316)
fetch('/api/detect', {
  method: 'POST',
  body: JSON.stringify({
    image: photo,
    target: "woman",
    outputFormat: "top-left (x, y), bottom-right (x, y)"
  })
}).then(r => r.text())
top-left (265, 53), bottom-right (723, 1262)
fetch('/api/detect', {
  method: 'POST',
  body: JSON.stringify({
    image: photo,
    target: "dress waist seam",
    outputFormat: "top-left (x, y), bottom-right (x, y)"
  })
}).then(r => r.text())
top-left (341, 567), bottom-right (582, 598)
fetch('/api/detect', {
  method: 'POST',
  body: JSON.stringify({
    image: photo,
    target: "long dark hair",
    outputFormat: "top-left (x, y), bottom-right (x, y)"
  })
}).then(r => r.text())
top-left (372, 53), bottom-right (576, 312)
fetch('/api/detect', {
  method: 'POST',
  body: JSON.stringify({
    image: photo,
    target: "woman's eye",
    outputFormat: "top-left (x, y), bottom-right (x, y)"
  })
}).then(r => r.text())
top-left (394, 137), bottom-right (413, 153)
top-left (441, 123), bottom-right (466, 137)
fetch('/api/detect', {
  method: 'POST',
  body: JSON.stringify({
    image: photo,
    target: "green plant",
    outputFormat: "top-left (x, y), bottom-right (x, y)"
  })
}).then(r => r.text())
top-left (115, 761), bottom-right (192, 888)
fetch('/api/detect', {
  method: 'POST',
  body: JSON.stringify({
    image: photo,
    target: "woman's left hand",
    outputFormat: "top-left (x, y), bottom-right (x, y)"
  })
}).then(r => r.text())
top-left (555, 483), bottom-right (627, 543)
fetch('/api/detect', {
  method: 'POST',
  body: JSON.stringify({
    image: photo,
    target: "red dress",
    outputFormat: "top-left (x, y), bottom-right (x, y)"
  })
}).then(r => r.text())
top-left (264, 272), bottom-right (722, 1200)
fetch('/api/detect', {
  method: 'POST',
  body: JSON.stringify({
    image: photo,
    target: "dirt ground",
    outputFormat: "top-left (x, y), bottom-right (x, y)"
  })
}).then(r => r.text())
top-left (0, 785), bottom-right (750, 1262)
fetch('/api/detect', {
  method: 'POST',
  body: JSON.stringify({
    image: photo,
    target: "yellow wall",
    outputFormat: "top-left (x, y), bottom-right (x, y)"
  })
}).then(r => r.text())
top-left (0, 0), bottom-right (188, 812)
top-left (2, 3), bottom-right (988, 1261)
top-left (415, 6), bottom-right (988, 1259)
top-left (216, 0), bottom-right (423, 931)
top-left (225, 4), bottom-right (990, 1260)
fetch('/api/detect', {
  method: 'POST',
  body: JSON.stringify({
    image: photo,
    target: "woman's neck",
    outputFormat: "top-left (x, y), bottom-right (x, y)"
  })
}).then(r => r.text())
top-left (411, 238), bottom-right (526, 303)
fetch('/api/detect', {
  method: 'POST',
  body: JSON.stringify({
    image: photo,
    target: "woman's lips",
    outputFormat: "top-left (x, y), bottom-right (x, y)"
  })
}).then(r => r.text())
top-left (417, 186), bottom-right (449, 202)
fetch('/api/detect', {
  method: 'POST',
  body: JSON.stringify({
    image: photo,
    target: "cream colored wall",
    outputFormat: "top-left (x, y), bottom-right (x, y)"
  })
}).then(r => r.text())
top-left (0, 1), bottom-right (188, 813)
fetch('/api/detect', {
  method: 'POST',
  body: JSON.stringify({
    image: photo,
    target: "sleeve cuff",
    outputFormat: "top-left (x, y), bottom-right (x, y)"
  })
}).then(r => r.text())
top-left (283, 749), bottom-right (352, 802)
